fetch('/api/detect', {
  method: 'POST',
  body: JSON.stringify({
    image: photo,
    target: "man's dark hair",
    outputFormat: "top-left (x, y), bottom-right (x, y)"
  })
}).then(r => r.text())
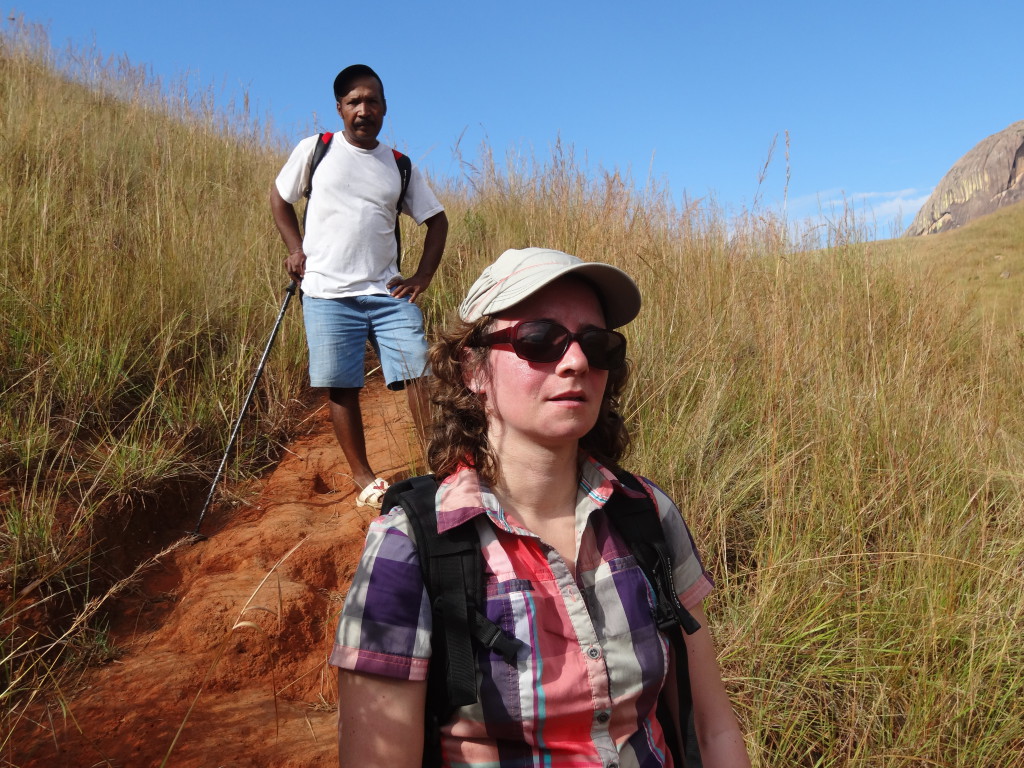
top-left (333, 64), bottom-right (385, 102)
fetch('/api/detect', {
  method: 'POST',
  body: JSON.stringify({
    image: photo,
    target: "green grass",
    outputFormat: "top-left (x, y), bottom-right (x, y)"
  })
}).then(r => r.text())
top-left (3, 17), bottom-right (1024, 766)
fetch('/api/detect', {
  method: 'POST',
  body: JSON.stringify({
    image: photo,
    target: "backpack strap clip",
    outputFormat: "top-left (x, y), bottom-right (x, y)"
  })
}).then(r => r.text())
top-left (470, 613), bottom-right (523, 664)
top-left (649, 541), bottom-right (702, 635)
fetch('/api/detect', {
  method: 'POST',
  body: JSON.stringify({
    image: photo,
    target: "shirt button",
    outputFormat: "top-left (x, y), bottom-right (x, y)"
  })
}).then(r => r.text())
top-left (596, 710), bottom-right (610, 724)
top-left (586, 646), bottom-right (602, 659)
top-left (607, 762), bottom-right (619, 768)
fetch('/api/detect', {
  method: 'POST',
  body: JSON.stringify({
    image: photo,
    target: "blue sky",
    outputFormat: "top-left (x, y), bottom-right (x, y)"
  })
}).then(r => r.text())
top-left (15, 1), bottom-right (1024, 239)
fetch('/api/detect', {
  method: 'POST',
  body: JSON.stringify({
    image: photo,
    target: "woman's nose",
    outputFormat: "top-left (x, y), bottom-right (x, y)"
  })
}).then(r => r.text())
top-left (556, 339), bottom-right (589, 373)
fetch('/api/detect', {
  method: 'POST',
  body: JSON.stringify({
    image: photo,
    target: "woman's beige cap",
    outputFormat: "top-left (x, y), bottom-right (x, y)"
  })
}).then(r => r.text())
top-left (458, 248), bottom-right (641, 329)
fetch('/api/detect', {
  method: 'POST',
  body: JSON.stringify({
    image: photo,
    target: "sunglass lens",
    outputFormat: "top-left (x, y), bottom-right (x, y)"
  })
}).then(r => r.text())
top-left (514, 321), bottom-right (568, 363)
top-left (579, 329), bottom-right (626, 369)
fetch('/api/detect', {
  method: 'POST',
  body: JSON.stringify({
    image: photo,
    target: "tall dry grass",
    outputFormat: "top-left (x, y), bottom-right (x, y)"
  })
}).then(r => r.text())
top-left (3, 17), bottom-right (1024, 766)
top-left (626, 239), bottom-right (1024, 765)
top-left (428, 143), bottom-right (1024, 764)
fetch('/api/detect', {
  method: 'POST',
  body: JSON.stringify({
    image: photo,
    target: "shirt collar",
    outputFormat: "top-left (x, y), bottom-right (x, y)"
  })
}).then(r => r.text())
top-left (435, 455), bottom-right (641, 535)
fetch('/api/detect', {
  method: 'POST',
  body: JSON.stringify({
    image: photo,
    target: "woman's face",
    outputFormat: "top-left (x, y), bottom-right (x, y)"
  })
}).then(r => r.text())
top-left (471, 277), bottom-right (610, 454)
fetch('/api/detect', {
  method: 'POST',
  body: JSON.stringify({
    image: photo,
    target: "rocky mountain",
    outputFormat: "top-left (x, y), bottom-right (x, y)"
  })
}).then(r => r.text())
top-left (906, 120), bottom-right (1024, 236)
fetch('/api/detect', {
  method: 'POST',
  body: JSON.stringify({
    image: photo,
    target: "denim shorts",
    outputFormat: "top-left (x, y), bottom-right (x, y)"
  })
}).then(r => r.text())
top-left (301, 294), bottom-right (429, 391)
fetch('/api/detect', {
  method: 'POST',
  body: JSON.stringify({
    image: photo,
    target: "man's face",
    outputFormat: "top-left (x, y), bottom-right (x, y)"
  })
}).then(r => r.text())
top-left (337, 76), bottom-right (386, 149)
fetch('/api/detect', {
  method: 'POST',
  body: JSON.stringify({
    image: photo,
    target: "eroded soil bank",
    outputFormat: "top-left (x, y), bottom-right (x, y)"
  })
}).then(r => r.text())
top-left (11, 378), bottom-right (420, 767)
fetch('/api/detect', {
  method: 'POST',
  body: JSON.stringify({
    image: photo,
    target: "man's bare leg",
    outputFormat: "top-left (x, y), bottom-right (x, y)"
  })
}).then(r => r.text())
top-left (405, 377), bottom-right (431, 452)
top-left (328, 387), bottom-right (377, 490)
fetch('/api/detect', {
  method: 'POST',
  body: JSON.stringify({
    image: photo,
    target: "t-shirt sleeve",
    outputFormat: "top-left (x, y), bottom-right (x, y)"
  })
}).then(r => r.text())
top-left (402, 163), bottom-right (444, 225)
top-left (638, 477), bottom-right (715, 610)
top-left (274, 135), bottom-right (318, 205)
top-left (329, 507), bottom-right (433, 680)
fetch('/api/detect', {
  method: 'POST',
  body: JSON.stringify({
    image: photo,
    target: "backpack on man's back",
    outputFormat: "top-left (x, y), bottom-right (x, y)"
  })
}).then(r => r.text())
top-left (302, 131), bottom-right (412, 269)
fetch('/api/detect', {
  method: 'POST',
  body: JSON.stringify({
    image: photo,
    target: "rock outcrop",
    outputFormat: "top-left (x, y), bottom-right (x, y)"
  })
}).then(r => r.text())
top-left (906, 120), bottom-right (1024, 236)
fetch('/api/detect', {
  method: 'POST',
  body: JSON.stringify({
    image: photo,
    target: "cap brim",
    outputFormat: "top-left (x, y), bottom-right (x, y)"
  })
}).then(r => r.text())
top-left (553, 263), bottom-right (641, 328)
top-left (459, 249), bottom-right (642, 328)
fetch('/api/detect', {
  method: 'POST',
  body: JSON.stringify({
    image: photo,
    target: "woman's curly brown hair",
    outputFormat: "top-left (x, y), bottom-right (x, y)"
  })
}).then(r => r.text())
top-left (426, 315), bottom-right (632, 486)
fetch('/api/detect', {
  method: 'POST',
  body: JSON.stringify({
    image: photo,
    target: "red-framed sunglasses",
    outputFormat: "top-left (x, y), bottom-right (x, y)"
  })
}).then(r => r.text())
top-left (472, 320), bottom-right (627, 370)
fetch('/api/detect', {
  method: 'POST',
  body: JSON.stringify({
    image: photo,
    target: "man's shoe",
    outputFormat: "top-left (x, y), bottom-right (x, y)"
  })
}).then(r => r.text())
top-left (356, 478), bottom-right (389, 509)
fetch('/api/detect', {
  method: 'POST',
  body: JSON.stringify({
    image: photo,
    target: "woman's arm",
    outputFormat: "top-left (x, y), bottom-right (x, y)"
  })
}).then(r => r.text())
top-left (338, 669), bottom-right (428, 768)
top-left (682, 604), bottom-right (751, 768)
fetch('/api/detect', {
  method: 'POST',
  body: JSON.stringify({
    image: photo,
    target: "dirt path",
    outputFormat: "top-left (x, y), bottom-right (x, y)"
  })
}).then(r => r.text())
top-left (13, 377), bottom-right (422, 767)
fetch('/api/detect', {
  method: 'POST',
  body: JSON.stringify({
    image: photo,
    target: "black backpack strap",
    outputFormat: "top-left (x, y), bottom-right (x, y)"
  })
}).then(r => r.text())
top-left (603, 472), bottom-right (701, 636)
top-left (602, 470), bottom-right (703, 768)
top-left (391, 149), bottom-right (412, 271)
top-left (301, 132), bottom-right (334, 231)
top-left (381, 475), bottom-right (523, 768)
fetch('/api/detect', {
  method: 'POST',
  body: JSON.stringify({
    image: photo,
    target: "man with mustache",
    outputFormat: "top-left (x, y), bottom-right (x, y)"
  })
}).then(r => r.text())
top-left (271, 64), bottom-right (448, 510)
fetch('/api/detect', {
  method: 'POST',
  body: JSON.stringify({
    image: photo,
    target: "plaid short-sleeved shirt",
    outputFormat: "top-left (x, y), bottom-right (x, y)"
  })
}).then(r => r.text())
top-left (330, 457), bottom-right (714, 768)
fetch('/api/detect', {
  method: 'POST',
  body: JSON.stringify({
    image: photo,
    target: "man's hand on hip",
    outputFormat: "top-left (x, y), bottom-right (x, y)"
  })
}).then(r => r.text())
top-left (387, 274), bottom-right (431, 303)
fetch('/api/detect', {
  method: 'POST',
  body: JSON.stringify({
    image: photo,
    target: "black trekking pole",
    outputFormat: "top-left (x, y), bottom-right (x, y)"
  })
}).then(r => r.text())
top-left (191, 281), bottom-right (298, 539)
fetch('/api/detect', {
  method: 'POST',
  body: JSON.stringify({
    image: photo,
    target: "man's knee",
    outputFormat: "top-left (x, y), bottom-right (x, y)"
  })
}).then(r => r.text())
top-left (329, 387), bottom-right (361, 407)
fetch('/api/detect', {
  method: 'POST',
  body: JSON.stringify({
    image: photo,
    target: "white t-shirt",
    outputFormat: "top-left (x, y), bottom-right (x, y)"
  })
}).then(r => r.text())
top-left (275, 135), bottom-right (444, 299)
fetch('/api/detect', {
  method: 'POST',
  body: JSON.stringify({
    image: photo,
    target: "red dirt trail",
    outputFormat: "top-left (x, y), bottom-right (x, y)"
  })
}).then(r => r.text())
top-left (12, 378), bottom-right (422, 768)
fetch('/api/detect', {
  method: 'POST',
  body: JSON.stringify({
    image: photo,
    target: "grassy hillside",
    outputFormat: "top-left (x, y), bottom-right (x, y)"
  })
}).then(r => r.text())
top-left (3, 22), bottom-right (1024, 766)
top-left (0, 23), bottom-right (310, 725)
top-left (895, 202), bottom-right (1024, 329)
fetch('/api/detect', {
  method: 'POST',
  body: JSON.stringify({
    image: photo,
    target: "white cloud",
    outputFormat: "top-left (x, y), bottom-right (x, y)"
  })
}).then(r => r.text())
top-left (783, 187), bottom-right (935, 241)
top-left (869, 192), bottom-right (933, 223)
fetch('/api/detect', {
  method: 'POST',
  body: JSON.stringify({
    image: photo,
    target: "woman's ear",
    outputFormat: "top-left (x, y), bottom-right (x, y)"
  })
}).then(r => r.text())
top-left (460, 348), bottom-right (487, 395)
